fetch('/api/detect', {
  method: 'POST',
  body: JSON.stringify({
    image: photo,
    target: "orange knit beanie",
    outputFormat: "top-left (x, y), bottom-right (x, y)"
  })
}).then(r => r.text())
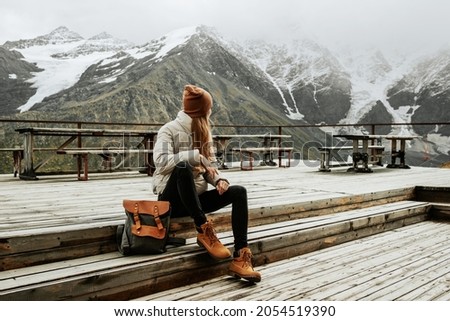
top-left (183, 85), bottom-right (212, 118)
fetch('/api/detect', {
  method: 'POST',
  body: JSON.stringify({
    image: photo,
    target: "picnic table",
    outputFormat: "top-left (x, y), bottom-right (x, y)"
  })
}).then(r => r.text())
top-left (212, 134), bottom-right (292, 170)
top-left (15, 127), bottom-right (158, 180)
top-left (383, 135), bottom-right (419, 169)
top-left (333, 134), bottom-right (419, 172)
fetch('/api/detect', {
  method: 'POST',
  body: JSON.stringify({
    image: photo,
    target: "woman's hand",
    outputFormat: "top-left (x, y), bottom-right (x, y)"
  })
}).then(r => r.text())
top-left (216, 179), bottom-right (229, 195)
top-left (200, 154), bottom-right (227, 194)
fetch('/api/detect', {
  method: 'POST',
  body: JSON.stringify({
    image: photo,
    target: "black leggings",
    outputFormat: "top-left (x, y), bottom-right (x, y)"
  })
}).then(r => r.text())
top-left (158, 161), bottom-right (248, 251)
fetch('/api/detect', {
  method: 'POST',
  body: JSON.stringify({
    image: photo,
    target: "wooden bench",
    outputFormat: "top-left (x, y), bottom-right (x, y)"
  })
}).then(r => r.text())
top-left (231, 147), bottom-right (293, 170)
top-left (57, 148), bottom-right (153, 180)
top-left (0, 147), bottom-right (24, 177)
top-left (383, 135), bottom-right (419, 169)
top-left (318, 146), bottom-right (353, 172)
top-left (15, 127), bottom-right (157, 180)
top-left (213, 134), bottom-right (292, 169)
top-left (318, 145), bottom-right (385, 172)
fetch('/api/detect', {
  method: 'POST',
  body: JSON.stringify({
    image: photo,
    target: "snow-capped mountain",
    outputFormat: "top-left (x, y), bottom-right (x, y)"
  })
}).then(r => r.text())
top-left (1, 25), bottom-right (449, 167)
top-left (52, 31), bottom-right (134, 59)
top-left (3, 26), bottom-right (83, 49)
top-left (0, 26), bottom-right (207, 113)
top-left (1, 26), bottom-right (136, 113)
top-left (85, 26), bottom-right (200, 85)
top-left (236, 39), bottom-right (352, 124)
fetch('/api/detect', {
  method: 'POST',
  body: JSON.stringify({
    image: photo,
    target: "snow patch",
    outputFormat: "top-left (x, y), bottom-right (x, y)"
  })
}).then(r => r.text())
top-left (128, 26), bottom-right (197, 61)
top-left (15, 41), bottom-right (114, 112)
top-left (154, 26), bottom-right (196, 60)
top-left (241, 43), bottom-right (305, 120)
top-left (426, 134), bottom-right (450, 155)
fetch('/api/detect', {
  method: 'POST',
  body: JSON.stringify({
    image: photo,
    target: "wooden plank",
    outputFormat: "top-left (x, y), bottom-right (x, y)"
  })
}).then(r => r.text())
top-left (425, 283), bottom-right (450, 300)
top-left (288, 221), bottom-right (450, 301)
top-left (15, 127), bottom-right (158, 135)
top-left (365, 257), bottom-right (450, 300)
top-left (138, 221), bottom-right (450, 301)
top-left (1, 226), bottom-right (117, 255)
top-left (0, 241), bottom-right (117, 272)
top-left (0, 148), bottom-right (23, 151)
top-left (329, 250), bottom-right (450, 301)
top-left (319, 146), bottom-right (383, 151)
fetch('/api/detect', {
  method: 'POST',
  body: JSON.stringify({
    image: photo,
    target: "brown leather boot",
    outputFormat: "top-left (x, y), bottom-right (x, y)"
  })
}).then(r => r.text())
top-left (228, 247), bottom-right (261, 283)
top-left (197, 220), bottom-right (231, 260)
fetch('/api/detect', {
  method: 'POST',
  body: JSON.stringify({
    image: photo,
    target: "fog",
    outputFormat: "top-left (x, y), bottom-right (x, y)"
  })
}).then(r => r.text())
top-left (1, 0), bottom-right (449, 54)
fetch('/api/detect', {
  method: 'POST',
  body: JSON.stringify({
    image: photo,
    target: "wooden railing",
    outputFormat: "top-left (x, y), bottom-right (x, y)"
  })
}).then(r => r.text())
top-left (1, 118), bottom-right (447, 134)
top-left (1, 118), bottom-right (449, 175)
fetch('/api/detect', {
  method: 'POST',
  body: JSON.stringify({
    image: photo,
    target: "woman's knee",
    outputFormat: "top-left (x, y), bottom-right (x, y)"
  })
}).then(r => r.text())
top-left (228, 185), bottom-right (247, 200)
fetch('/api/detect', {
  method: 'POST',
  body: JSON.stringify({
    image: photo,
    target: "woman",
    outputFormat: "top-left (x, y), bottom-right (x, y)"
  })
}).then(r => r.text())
top-left (152, 85), bottom-right (261, 283)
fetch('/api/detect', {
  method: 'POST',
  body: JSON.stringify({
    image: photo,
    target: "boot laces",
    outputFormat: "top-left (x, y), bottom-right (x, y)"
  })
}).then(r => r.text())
top-left (204, 222), bottom-right (220, 246)
top-left (241, 250), bottom-right (254, 269)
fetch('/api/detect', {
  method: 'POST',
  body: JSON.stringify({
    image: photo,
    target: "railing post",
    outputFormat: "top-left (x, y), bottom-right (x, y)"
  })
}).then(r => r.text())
top-left (77, 122), bottom-right (82, 176)
top-left (77, 122), bottom-right (82, 148)
top-left (278, 126), bottom-right (282, 165)
top-left (370, 124), bottom-right (377, 162)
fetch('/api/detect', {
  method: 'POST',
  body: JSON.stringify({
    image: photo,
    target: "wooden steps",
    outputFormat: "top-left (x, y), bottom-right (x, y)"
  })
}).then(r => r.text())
top-left (0, 187), bottom-right (415, 271)
top-left (2, 164), bottom-right (449, 301)
top-left (0, 200), bottom-right (431, 300)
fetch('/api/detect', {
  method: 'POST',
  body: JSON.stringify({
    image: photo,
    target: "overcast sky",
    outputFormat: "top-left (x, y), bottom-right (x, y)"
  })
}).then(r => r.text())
top-left (1, 0), bottom-right (449, 54)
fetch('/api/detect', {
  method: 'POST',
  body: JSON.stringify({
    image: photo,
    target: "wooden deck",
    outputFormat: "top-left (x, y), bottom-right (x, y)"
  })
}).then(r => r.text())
top-left (1, 163), bottom-right (450, 300)
top-left (139, 221), bottom-right (450, 301)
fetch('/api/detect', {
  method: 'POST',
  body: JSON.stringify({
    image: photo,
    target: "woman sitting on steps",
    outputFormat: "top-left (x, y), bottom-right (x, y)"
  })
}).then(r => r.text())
top-left (152, 84), bottom-right (261, 283)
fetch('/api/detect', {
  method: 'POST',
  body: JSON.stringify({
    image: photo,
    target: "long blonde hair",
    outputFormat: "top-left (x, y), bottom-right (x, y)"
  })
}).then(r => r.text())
top-left (192, 116), bottom-right (212, 159)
